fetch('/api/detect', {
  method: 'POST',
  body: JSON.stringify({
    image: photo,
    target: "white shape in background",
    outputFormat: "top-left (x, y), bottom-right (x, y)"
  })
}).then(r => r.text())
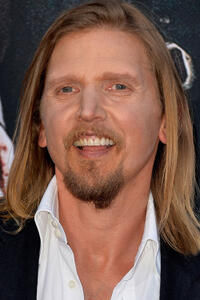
top-left (166, 42), bottom-right (195, 90)
top-left (0, 97), bottom-right (14, 197)
top-left (160, 17), bottom-right (170, 24)
top-left (0, 98), bottom-right (5, 127)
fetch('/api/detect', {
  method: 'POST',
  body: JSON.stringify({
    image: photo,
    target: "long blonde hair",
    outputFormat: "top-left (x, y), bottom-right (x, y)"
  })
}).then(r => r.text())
top-left (1, 0), bottom-right (200, 255)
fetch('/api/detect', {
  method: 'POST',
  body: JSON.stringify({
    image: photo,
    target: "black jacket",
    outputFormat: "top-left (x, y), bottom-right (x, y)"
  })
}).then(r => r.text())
top-left (0, 219), bottom-right (200, 300)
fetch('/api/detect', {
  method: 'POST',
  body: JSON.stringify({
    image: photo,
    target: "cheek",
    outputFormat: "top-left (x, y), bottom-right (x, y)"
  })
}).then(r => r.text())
top-left (122, 104), bottom-right (162, 156)
top-left (41, 103), bottom-right (79, 170)
top-left (42, 105), bottom-right (68, 141)
top-left (41, 109), bottom-right (66, 158)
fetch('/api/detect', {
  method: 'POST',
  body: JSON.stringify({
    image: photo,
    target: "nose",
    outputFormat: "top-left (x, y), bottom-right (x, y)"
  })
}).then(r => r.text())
top-left (76, 86), bottom-right (107, 122)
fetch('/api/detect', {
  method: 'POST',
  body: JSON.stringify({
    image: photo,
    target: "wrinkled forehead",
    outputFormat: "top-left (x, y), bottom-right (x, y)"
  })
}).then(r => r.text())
top-left (45, 28), bottom-right (155, 86)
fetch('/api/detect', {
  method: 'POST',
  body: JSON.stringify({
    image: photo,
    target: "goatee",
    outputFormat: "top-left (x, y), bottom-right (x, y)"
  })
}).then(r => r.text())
top-left (63, 161), bottom-right (124, 209)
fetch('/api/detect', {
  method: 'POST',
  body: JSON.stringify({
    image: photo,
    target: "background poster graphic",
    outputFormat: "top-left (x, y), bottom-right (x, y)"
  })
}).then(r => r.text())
top-left (0, 98), bottom-right (14, 196)
top-left (0, 0), bottom-right (199, 209)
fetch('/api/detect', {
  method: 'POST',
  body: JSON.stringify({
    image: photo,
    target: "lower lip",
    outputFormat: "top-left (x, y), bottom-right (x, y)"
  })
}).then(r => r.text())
top-left (73, 145), bottom-right (114, 158)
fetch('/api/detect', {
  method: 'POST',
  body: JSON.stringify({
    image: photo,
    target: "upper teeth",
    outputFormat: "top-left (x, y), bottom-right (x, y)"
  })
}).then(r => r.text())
top-left (74, 137), bottom-right (115, 147)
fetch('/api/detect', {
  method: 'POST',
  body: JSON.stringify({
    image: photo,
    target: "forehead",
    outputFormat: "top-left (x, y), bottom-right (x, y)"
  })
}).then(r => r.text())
top-left (45, 28), bottom-right (154, 84)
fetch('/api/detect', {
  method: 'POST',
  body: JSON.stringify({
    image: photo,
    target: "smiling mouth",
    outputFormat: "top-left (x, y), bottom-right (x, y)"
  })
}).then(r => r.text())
top-left (73, 136), bottom-right (115, 158)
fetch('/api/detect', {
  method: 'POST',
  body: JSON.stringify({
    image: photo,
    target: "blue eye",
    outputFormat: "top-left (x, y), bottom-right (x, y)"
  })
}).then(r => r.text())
top-left (61, 86), bottom-right (73, 93)
top-left (113, 84), bottom-right (127, 90)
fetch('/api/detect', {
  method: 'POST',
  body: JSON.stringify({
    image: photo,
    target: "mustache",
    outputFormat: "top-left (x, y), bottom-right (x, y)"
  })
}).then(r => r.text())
top-left (64, 125), bottom-right (124, 152)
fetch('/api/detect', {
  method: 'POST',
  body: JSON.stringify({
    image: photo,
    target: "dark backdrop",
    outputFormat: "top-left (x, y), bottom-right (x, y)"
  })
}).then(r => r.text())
top-left (0, 0), bottom-right (199, 206)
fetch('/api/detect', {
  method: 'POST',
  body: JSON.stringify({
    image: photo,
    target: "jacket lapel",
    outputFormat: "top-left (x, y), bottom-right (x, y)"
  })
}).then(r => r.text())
top-left (0, 218), bottom-right (40, 300)
top-left (160, 239), bottom-right (200, 300)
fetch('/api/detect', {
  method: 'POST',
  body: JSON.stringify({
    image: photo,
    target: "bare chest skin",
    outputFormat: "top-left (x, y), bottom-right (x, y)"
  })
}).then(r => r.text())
top-left (75, 251), bottom-right (137, 300)
top-left (82, 279), bottom-right (114, 300)
top-left (79, 269), bottom-right (116, 300)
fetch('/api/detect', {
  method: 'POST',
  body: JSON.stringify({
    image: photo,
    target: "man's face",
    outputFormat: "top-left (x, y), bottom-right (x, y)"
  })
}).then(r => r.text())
top-left (39, 28), bottom-right (166, 208)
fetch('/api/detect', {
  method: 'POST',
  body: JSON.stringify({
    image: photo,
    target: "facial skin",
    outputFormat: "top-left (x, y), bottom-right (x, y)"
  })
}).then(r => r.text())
top-left (39, 28), bottom-right (166, 209)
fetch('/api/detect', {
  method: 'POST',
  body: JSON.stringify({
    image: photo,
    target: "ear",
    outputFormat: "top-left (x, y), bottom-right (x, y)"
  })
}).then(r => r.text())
top-left (38, 122), bottom-right (47, 148)
top-left (159, 115), bottom-right (167, 144)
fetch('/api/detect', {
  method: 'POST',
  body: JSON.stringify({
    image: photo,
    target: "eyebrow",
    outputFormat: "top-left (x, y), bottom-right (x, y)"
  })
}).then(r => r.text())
top-left (45, 71), bottom-right (140, 90)
top-left (45, 75), bottom-right (82, 90)
top-left (97, 72), bottom-right (140, 85)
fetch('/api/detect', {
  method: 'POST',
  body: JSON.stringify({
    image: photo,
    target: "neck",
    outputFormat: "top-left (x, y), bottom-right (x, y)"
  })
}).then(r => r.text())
top-left (57, 170), bottom-right (151, 263)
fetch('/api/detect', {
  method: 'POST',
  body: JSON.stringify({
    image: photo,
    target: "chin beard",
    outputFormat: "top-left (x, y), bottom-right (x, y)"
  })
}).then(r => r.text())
top-left (63, 162), bottom-right (124, 209)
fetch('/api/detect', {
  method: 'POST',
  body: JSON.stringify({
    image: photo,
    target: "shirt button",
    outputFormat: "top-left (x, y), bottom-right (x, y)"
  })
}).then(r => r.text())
top-left (68, 280), bottom-right (76, 289)
top-left (51, 220), bottom-right (58, 228)
top-left (55, 228), bottom-right (62, 239)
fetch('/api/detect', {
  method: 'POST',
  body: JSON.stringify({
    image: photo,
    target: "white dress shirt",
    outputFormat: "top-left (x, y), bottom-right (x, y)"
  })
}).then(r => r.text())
top-left (35, 176), bottom-right (161, 300)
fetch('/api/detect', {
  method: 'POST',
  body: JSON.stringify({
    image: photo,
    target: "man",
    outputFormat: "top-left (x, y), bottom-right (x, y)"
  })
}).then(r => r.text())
top-left (0, 0), bottom-right (200, 299)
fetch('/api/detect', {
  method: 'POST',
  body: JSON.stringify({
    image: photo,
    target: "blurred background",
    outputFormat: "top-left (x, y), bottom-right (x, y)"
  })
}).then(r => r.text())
top-left (0, 0), bottom-right (199, 209)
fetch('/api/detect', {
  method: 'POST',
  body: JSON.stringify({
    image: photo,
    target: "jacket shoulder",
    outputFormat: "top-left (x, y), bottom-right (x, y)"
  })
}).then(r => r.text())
top-left (160, 239), bottom-right (200, 300)
top-left (0, 217), bottom-right (40, 300)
